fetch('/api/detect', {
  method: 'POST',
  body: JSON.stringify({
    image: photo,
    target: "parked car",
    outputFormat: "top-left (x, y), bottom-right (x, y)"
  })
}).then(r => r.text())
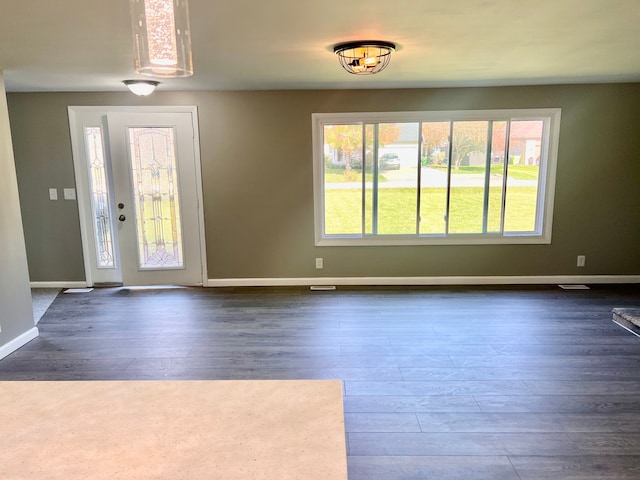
top-left (380, 153), bottom-right (401, 170)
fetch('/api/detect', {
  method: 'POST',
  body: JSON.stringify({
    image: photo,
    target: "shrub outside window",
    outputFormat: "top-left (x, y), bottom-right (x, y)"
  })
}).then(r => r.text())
top-left (312, 109), bottom-right (561, 246)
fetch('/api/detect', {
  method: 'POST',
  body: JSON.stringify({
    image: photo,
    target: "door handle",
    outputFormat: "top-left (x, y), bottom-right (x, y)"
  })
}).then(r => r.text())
top-left (119, 215), bottom-right (126, 222)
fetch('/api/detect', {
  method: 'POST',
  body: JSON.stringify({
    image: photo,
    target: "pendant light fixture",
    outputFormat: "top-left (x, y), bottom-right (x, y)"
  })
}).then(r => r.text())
top-left (129, 0), bottom-right (194, 78)
top-left (333, 41), bottom-right (395, 75)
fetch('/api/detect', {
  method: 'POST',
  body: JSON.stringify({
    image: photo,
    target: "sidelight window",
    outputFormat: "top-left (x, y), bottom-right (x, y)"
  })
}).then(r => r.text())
top-left (84, 126), bottom-right (116, 267)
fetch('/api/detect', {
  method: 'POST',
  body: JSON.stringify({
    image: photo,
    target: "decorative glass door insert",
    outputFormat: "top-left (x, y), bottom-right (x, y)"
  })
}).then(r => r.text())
top-left (84, 126), bottom-right (115, 268)
top-left (127, 126), bottom-right (184, 270)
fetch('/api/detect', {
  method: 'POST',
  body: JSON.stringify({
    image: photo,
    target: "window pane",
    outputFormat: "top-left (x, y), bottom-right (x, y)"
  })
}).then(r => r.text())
top-left (504, 120), bottom-right (543, 232)
top-left (128, 127), bottom-right (184, 269)
top-left (487, 121), bottom-right (507, 233)
top-left (364, 124), bottom-right (375, 235)
top-left (448, 121), bottom-right (489, 233)
top-left (84, 126), bottom-right (115, 268)
top-left (323, 124), bottom-right (363, 235)
top-left (377, 123), bottom-right (417, 235)
top-left (420, 122), bottom-right (450, 234)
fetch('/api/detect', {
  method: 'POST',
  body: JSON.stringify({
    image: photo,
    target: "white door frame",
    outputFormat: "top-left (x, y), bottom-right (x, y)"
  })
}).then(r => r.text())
top-left (68, 106), bottom-right (208, 287)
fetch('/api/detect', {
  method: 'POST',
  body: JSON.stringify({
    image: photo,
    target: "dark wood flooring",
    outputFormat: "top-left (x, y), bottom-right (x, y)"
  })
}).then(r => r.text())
top-left (2, 284), bottom-right (640, 479)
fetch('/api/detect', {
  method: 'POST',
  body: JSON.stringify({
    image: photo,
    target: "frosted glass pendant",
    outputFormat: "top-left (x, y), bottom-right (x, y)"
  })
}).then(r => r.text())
top-left (129, 0), bottom-right (193, 78)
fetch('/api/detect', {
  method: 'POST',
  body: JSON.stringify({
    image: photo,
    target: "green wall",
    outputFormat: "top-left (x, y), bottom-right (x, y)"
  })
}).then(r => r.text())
top-left (7, 84), bottom-right (640, 282)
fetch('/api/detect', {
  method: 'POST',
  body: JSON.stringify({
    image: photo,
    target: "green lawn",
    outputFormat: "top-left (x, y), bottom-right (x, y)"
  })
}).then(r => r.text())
top-left (325, 165), bottom-right (539, 182)
top-left (325, 186), bottom-right (538, 235)
top-left (431, 165), bottom-right (539, 181)
top-left (324, 168), bottom-right (386, 183)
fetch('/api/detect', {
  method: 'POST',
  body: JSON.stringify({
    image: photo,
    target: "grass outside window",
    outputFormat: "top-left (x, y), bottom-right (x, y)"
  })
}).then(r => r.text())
top-left (325, 186), bottom-right (538, 235)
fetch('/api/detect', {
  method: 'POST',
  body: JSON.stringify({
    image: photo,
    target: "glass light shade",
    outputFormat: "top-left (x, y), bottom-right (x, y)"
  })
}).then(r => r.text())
top-left (334, 41), bottom-right (395, 75)
top-left (130, 0), bottom-right (193, 78)
top-left (123, 80), bottom-right (160, 96)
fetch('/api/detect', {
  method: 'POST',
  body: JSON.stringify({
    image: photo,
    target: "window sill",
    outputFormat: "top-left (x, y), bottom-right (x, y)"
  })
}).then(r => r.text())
top-left (315, 233), bottom-right (551, 247)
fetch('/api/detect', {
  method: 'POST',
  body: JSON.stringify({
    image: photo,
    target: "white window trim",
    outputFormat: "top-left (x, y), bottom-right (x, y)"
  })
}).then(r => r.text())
top-left (312, 108), bottom-right (561, 246)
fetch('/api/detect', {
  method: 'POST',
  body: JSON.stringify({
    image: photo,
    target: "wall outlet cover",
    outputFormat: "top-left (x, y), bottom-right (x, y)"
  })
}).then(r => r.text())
top-left (63, 188), bottom-right (76, 200)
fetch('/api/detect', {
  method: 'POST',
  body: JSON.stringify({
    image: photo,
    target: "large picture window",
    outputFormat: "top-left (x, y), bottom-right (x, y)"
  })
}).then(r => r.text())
top-left (313, 109), bottom-right (561, 246)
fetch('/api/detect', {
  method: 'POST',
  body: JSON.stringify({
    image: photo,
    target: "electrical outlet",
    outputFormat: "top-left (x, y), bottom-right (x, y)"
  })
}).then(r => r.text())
top-left (577, 255), bottom-right (586, 267)
top-left (315, 257), bottom-right (324, 269)
top-left (49, 188), bottom-right (58, 200)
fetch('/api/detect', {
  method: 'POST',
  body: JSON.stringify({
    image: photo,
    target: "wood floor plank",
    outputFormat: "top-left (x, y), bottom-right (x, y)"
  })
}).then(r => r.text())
top-left (475, 395), bottom-right (640, 413)
top-left (450, 354), bottom-right (640, 368)
top-left (416, 412), bottom-right (640, 433)
top-left (348, 456), bottom-right (520, 480)
top-left (345, 413), bottom-right (421, 433)
top-left (343, 395), bottom-right (482, 413)
top-left (341, 345), bottom-right (498, 356)
top-left (401, 366), bottom-right (640, 381)
top-left (525, 380), bottom-right (640, 395)
top-left (492, 344), bottom-right (640, 355)
top-left (509, 455), bottom-right (640, 480)
top-left (348, 432), bottom-right (580, 456)
top-left (345, 380), bottom-right (533, 396)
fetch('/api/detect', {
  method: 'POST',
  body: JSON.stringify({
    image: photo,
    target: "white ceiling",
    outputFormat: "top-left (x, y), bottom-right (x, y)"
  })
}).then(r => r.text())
top-left (1, 0), bottom-right (639, 92)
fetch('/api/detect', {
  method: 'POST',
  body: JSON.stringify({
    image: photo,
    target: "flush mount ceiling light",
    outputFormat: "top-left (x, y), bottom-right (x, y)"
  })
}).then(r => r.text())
top-left (129, 0), bottom-right (194, 78)
top-left (123, 79), bottom-right (160, 96)
top-left (333, 41), bottom-right (396, 75)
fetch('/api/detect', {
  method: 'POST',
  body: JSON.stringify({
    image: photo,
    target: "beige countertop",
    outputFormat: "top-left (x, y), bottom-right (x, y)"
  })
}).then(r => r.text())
top-left (1, 380), bottom-right (347, 479)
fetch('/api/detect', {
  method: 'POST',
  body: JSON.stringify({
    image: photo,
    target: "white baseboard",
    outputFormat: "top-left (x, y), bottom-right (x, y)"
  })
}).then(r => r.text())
top-left (30, 277), bottom-right (640, 289)
top-left (207, 275), bottom-right (640, 288)
top-left (30, 281), bottom-right (87, 289)
top-left (0, 327), bottom-right (39, 361)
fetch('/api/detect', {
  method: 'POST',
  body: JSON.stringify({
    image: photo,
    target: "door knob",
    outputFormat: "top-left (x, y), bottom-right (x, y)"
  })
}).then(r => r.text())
top-left (118, 215), bottom-right (126, 222)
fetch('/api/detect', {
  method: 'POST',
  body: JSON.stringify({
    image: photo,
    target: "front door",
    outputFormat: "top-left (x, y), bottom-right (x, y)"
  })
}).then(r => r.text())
top-left (69, 107), bottom-right (206, 286)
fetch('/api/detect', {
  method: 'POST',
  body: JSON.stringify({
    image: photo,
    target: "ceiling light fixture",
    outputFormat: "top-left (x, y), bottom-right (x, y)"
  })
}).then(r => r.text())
top-left (333, 41), bottom-right (396, 75)
top-left (129, 0), bottom-right (194, 78)
top-left (123, 79), bottom-right (160, 96)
